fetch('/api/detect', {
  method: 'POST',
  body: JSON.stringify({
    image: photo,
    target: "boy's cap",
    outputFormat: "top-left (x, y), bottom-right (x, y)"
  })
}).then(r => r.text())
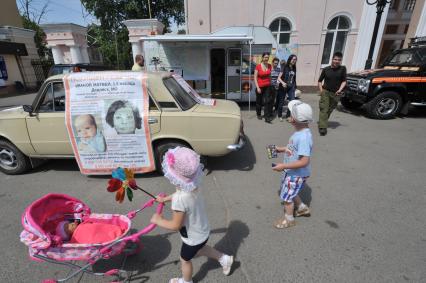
top-left (288, 100), bottom-right (313, 123)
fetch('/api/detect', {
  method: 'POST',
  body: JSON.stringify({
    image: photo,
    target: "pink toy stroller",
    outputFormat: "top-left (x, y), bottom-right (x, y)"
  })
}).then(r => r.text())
top-left (20, 193), bottom-right (165, 283)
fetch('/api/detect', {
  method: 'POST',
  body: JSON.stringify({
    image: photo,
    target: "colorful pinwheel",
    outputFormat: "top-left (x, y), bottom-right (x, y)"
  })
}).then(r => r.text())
top-left (107, 167), bottom-right (156, 203)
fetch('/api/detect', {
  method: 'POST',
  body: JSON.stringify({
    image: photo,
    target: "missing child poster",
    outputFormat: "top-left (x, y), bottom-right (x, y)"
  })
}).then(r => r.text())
top-left (63, 71), bottom-right (155, 175)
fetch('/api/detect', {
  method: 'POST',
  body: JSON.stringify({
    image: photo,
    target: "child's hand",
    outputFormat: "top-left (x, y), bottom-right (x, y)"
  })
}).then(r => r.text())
top-left (276, 146), bottom-right (291, 154)
top-left (150, 213), bottom-right (162, 224)
top-left (155, 196), bottom-right (167, 203)
top-left (272, 163), bottom-right (286, 172)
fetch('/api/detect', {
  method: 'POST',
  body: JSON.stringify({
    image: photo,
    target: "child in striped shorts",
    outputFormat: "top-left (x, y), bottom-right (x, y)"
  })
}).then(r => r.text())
top-left (272, 100), bottom-right (313, 228)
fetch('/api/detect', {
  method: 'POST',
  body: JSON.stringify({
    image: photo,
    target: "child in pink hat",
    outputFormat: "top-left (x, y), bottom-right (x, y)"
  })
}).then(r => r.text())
top-left (150, 147), bottom-right (234, 283)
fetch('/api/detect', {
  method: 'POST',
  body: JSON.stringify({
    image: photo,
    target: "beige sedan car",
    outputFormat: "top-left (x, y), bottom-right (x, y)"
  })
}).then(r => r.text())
top-left (0, 72), bottom-right (244, 175)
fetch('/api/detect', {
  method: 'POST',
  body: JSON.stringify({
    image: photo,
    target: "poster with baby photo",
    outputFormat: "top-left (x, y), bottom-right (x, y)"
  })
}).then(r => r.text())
top-left (63, 71), bottom-right (155, 175)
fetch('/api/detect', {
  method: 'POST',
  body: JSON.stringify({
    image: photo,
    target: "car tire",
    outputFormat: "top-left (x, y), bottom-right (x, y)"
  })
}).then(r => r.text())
top-left (154, 141), bottom-right (190, 175)
top-left (365, 91), bottom-right (402, 119)
top-left (340, 97), bottom-right (363, 110)
top-left (0, 140), bottom-right (31, 175)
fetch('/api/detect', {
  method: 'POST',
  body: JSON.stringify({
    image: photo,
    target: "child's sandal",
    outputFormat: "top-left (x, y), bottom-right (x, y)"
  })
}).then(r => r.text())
top-left (274, 217), bottom-right (295, 229)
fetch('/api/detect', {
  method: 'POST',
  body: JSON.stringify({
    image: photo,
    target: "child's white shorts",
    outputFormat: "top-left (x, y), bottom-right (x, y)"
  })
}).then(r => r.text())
top-left (280, 174), bottom-right (308, 203)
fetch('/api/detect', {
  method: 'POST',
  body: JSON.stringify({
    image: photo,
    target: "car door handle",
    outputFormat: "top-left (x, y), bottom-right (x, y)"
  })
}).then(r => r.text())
top-left (148, 117), bottom-right (158, 124)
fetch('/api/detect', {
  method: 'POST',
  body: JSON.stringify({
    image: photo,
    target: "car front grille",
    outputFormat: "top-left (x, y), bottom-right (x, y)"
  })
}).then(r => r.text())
top-left (347, 77), bottom-right (359, 92)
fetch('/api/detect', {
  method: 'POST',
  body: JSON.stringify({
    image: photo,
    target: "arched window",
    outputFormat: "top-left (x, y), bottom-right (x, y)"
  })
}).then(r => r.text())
top-left (321, 16), bottom-right (350, 65)
top-left (269, 18), bottom-right (292, 45)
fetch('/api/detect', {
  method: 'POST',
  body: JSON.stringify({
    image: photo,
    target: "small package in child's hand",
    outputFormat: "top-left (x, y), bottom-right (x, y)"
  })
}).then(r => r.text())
top-left (266, 145), bottom-right (277, 159)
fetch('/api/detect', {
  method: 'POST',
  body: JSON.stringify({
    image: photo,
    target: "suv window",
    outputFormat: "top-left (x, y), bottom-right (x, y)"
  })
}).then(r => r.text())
top-left (385, 49), bottom-right (424, 66)
top-left (38, 82), bottom-right (66, 112)
top-left (163, 77), bottom-right (197, 111)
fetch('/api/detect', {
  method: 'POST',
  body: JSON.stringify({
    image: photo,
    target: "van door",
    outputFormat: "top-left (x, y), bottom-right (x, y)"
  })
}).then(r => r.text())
top-left (226, 48), bottom-right (242, 100)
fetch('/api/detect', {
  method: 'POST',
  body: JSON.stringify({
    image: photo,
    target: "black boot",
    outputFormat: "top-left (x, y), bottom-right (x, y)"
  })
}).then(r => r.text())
top-left (319, 128), bottom-right (327, 136)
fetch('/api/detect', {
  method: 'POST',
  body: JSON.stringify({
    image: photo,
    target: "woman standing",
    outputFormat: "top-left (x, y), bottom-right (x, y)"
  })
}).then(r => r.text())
top-left (254, 52), bottom-right (273, 123)
top-left (279, 54), bottom-right (298, 119)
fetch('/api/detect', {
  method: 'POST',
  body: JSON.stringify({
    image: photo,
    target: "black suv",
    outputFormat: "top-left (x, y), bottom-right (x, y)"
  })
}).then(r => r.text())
top-left (342, 44), bottom-right (426, 119)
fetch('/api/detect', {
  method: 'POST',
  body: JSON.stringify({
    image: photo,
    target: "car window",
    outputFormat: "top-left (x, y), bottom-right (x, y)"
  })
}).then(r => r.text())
top-left (38, 82), bottom-right (66, 112)
top-left (38, 83), bottom-right (54, 112)
top-left (149, 96), bottom-right (159, 111)
top-left (387, 50), bottom-right (422, 66)
top-left (53, 82), bottom-right (65, 111)
top-left (163, 77), bottom-right (197, 111)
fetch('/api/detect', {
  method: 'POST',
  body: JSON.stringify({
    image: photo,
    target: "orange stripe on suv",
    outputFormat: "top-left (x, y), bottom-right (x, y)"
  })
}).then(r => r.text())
top-left (372, 77), bottom-right (425, 83)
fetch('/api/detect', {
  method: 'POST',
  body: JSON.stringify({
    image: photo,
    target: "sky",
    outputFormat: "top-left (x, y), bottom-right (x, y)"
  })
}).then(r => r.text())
top-left (16, 0), bottom-right (180, 31)
top-left (17, 0), bottom-right (97, 26)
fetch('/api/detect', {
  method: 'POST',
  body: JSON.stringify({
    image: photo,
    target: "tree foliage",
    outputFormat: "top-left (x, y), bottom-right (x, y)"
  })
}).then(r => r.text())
top-left (82, 0), bottom-right (184, 69)
top-left (17, 0), bottom-right (51, 59)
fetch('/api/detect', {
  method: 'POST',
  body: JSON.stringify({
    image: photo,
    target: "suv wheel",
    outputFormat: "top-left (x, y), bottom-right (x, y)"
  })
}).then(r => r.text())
top-left (154, 141), bottom-right (190, 175)
top-left (365, 91), bottom-right (402, 119)
top-left (340, 97), bottom-right (363, 110)
top-left (0, 140), bottom-right (31, 175)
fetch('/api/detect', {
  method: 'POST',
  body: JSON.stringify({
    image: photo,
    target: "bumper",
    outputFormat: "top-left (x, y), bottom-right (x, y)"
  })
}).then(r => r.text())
top-left (227, 134), bottom-right (246, 151)
top-left (343, 90), bottom-right (369, 104)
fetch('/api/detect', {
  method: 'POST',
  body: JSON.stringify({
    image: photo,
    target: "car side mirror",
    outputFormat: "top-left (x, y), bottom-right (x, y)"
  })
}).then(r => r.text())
top-left (23, 105), bottom-right (34, 115)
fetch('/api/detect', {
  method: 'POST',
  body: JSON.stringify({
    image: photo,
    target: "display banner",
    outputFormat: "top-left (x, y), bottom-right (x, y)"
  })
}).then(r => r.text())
top-left (172, 74), bottom-right (216, 106)
top-left (63, 71), bottom-right (155, 175)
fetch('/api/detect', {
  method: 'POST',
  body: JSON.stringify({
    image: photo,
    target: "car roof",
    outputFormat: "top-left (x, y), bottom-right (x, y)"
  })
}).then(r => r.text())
top-left (46, 71), bottom-right (172, 81)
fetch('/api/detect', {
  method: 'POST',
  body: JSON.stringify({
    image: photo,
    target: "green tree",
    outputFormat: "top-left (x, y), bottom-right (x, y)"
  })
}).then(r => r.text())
top-left (82, 0), bottom-right (184, 69)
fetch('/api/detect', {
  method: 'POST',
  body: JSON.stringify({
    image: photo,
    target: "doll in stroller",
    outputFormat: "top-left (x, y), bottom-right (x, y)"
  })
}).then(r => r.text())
top-left (20, 193), bottom-right (164, 283)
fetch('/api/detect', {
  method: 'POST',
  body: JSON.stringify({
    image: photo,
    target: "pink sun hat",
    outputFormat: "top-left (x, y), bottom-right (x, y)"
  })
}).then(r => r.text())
top-left (161, 147), bottom-right (204, 192)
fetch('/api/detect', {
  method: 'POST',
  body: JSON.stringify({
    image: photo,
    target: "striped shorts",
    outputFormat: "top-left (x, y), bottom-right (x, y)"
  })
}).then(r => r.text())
top-left (279, 174), bottom-right (308, 203)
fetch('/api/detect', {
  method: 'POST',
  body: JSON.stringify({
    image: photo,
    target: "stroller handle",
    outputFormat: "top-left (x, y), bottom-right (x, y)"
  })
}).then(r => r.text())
top-left (123, 193), bottom-right (166, 242)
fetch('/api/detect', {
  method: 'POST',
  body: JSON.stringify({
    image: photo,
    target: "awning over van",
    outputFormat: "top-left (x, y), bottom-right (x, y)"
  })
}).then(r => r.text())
top-left (142, 35), bottom-right (253, 42)
top-left (0, 41), bottom-right (28, 56)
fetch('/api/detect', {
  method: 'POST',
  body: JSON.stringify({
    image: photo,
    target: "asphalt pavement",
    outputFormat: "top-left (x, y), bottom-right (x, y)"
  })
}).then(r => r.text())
top-left (0, 93), bottom-right (425, 283)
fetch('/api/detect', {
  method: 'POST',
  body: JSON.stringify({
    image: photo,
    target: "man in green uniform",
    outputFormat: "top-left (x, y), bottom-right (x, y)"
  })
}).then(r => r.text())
top-left (317, 52), bottom-right (347, 136)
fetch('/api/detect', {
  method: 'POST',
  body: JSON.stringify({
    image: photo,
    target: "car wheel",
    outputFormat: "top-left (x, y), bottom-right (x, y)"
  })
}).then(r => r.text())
top-left (340, 97), bottom-right (363, 110)
top-left (154, 141), bottom-right (190, 175)
top-left (0, 140), bottom-right (31, 175)
top-left (365, 91), bottom-right (402, 119)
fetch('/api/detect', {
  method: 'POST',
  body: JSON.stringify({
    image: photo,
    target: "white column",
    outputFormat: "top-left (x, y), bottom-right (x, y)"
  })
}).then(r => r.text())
top-left (81, 46), bottom-right (90, 63)
top-left (350, 2), bottom-right (389, 71)
top-left (415, 1), bottom-right (426, 37)
top-left (69, 45), bottom-right (83, 64)
top-left (51, 46), bottom-right (64, 64)
top-left (131, 41), bottom-right (143, 62)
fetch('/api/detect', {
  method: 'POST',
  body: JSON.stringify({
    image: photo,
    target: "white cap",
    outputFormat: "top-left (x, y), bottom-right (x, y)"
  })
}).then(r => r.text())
top-left (288, 100), bottom-right (313, 123)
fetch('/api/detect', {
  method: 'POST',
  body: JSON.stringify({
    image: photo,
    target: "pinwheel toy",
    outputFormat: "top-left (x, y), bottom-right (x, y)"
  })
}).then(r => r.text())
top-left (107, 167), bottom-right (157, 203)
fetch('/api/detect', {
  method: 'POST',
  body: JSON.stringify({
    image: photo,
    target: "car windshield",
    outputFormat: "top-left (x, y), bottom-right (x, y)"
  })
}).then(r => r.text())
top-left (384, 49), bottom-right (425, 66)
top-left (163, 77), bottom-right (197, 111)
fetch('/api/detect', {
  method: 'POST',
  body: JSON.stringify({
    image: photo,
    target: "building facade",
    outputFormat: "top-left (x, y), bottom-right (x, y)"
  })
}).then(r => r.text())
top-left (185, 0), bottom-right (426, 86)
top-left (0, 0), bottom-right (38, 92)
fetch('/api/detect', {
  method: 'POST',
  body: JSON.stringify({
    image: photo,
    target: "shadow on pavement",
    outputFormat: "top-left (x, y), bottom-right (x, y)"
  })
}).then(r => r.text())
top-left (206, 136), bottom-right (256, 173)
top-left (299, 183), bottom-right (313, 206)
top-left (193, 220), bottom-right (250, 281)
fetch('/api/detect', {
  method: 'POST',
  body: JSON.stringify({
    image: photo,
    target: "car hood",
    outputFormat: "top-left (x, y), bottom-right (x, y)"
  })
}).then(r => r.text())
top-left (193, 99), bottom-right (241, 116)
top-left (0, 106), bottom-right (27, 119)
top-left (349, 67), bottom-right (420, 79)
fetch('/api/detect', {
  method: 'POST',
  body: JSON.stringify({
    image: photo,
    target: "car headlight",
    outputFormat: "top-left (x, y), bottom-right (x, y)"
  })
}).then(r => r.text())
top-left (357, 79), bottom-right (370, 93)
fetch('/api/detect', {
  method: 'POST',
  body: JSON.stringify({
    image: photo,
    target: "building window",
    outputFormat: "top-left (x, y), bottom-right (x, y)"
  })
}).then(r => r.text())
top-left (269, 18), bottom-right (291, 46)
top-left (403, 0), bottom-right (416, 11)
top-left (390, 0), bottom-right (400, 10)
top-left (321, 16), bottom-right (350, 66)
top-left (385, 25), bottom-right (399, 34)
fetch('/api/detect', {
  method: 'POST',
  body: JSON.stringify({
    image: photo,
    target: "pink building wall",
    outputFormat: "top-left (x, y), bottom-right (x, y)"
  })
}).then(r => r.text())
top-left (186, 0), bottom-right (367, 86)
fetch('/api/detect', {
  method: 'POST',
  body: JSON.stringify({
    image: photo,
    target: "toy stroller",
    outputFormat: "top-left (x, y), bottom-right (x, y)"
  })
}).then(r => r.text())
top-left (20, 193), bottom-right (164, 283)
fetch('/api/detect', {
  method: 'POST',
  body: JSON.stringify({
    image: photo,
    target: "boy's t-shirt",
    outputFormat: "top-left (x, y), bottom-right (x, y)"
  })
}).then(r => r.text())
top-left (172, 190), bottom-right (210, 246)
top-left (283, 128), bottom-right (313, 177)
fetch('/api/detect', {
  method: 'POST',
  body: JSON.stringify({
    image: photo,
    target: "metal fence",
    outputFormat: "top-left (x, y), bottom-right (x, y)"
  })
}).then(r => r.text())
top-left (31, 59), bottom-right (53, 86)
